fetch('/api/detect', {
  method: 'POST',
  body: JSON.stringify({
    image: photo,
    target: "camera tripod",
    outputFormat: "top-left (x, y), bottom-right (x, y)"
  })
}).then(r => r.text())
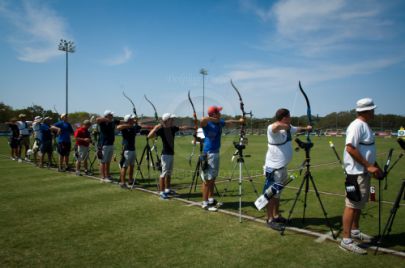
top-left (374, 179), bottom-right (405, 254)
top-left (223, 141), bottom-right (259, 222)
top-left (187, 138), bottom-right (222, 201)
top-left (134, 137), bottom-right (160, 189)
top-left (282, 138), bottom-right (336, 238)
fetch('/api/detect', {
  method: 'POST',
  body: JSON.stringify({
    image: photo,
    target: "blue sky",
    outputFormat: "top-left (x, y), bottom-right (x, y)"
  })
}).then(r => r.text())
top-left (1, 0), bottom-right (405, 119)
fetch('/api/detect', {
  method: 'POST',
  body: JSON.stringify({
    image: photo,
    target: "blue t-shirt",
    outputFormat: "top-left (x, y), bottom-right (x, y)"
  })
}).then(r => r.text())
top-left (203, 119), bottom-right (225, 154)
top-left (39, 124), bottom-right (53, 143)
top-left (54, 121), bottom-right (74, 143)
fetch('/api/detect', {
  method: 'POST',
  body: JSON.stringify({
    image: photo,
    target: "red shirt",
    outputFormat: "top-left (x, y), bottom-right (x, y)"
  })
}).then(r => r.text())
top-left (74, 127), bottom-right (91, 146)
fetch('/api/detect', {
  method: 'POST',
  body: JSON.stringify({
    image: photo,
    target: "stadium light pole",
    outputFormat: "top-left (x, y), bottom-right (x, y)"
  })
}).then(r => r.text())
top-left (58, 39), bottom-right (75, 115)
top-left (200, 68), bottom-right (208, 117)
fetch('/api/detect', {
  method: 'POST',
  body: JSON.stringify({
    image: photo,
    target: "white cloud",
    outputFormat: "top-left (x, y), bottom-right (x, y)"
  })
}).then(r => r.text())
top-left (212, 56), bottom-right (402, 92)
top-left (242, 0), bottom-right (392, 55)
top-left (103, 47), bottom-right (133, 66)
top-left (0, 0), bottom-right (72, 63)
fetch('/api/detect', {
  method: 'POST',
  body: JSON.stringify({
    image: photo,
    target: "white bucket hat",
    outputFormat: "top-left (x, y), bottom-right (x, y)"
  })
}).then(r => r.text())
top-left (356, 98), bottom-right (377, 112)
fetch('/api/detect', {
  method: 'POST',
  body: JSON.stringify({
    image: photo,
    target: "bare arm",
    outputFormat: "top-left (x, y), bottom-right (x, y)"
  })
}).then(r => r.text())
top-left (147, 124), bottom-right (161, 139)
top-left (200, 116), bottom-right (220, 127)
top-left (224, 117), bottom-right (245, 128)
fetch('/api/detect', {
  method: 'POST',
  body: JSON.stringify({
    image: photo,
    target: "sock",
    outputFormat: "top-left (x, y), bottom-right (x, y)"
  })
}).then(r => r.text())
top-left (343, 238), bottom-right (353, 244)
top-left (164, 189), bottom-right (170, 194)
top-left (351, 229), bottom-right (360, 235)
top-left (208, 198), bottom-right (214, 204)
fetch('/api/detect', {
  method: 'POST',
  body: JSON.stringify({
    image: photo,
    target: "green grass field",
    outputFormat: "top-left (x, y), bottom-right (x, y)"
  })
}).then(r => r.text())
top-left (0, 135), bottom-right (404, 267)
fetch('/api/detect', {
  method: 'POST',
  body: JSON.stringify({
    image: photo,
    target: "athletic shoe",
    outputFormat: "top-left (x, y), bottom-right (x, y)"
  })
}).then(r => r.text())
top-left (160, 192), bottom-right (169, 200)
top-left (119, 183), bottom-right (129, 189)
top-left (272, 216), bottom-right (287, 224)
top-left (18, 158), bottom-right (22, 163)
top-left (266, 220), bottom-right (285, 232)
top-left (208, 199), bottom-right (218, 207)
top-left (202, 202), bottom-right (218, 212)
top-left (351, 231), bottom-right (373, 243)
top-left (106, 175), bottom-right (114, 181)
top-left (58, 168), bottom-right (65, 172)
top-left (103, 177), bottom-right (112, 183)
top-left (166, 189), bottom-right (177, 196)
top-left (11, 157), bottom-right (16, 161)
top-left (75, 171), bottom-right (81, 176)
top-left (24, 157), bottom-right (30, 161)
top-left (339, 240), bottom-right (367, 255)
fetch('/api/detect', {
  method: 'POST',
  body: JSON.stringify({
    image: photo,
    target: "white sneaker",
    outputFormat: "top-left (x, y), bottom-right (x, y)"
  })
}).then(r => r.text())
top-left (351, 231), bottom-right (373, 243)
top-left (103, 177), bottom-right (112, 183)
top-left (18, 158), bottom-right (22, 163)
top-left (24, 157), bottom-right (30, 161)
top-left (339, 240), bottom-right (367, 255)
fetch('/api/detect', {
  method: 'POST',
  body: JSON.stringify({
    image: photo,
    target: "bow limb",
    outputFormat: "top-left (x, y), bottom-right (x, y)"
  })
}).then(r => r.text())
top-left (298, 81), bottom-right (312, 143)
top-left (188, 90), bottom-right (198, 165)
top-left (144, 95), bottom-right (159, 123)
top-left (230, 80), bottom-right (247, 143)
top-left (122, 91), bottom-right (138, 119)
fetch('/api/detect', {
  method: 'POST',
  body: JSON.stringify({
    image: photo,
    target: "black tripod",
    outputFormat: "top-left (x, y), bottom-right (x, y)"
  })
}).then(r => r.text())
top-left (135, 137), bottom-right (159, 188)
top-left (188, 138), bottom-right (222, 201)
top-left (282, 138), bottom-right (336, 238)
top-left (375, 179), bottom-right (405, 254)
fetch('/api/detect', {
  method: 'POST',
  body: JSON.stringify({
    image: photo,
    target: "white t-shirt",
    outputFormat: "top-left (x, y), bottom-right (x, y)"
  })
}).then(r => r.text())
top-left (32, 121), bottom-right (41, 138)
top-left (344, 118), bottom-right (376, 175)
top-left (16, 121), bottom-right (32, 136)
top-left (264, 124), bottom-right (298, 169)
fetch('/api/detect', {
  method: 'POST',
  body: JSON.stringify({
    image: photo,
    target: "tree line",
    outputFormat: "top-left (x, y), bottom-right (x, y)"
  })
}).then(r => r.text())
top-left (1, 102), bottom-right (404, 132)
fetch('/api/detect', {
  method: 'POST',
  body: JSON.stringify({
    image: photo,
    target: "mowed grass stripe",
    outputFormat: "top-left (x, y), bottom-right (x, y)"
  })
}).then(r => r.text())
top-left (1, 159), bottom-right (404, 267)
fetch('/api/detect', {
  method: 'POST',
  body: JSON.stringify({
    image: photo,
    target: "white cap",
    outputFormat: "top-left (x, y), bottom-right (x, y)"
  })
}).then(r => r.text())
top-left (60, 113), bottom-right (67, 119)
top-left (104, 110), bottom-right (114, 116)
top-left (162, 113), bottom-right (176, 121)
top-left (356, 98), bottom-right (377, 112)
top-left (124, 114), bottom-right (135, 122)
top-left (34, 116), bottom-right (42, 122)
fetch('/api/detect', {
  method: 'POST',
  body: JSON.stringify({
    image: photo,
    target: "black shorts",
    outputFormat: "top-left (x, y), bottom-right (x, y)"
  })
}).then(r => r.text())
top-left (57, 142), bottom-right (71, 156)
top-left (9, 138), bottom-right (19, 149)
top-left (40, 141), bottom-right (53, 154)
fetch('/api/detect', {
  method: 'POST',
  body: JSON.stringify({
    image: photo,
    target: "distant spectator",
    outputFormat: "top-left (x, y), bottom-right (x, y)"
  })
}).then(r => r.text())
top-left (16, 114), bottom-right (32, 161)
top-left (6, 118), bottom-right (19, 160)
top-left (54, 114), bottom-right (74, 172)
top-left (74, 120), bottom-right (92, 176)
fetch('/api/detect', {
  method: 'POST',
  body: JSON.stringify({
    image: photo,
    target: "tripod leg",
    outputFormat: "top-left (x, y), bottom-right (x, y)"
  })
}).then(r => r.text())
top-left (134, 155), bottom-right (144, 181)
top-left (223, 161), bottom-right (238, 195)
top-left (286, 175), bottom-right (307, 222)
top-left (308, 173), bottom-right (336, 239)
top-left (302, 172), bottom-right (310, 224)
top-left (188, 158), bottom-right (201, 199)
top-left (375, 180), bottom-right (405, 254)
top-left (242, 162), bottom-right (259, 197)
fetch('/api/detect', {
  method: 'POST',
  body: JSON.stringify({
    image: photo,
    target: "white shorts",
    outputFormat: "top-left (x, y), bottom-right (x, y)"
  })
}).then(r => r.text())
top-left (101, 145), bottom-right (114, 164)
top-left (77, 146), bottom-right (90, 161)
top-left (202, 153), bottom-right (220, 181)
top-left (160, 154), bottom-right (174, 177)
top-left (122, 150), bottom-right (136, 168)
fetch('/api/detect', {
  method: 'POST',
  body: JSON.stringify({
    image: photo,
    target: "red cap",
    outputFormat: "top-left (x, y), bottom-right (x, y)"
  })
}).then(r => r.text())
top-left (208, 106), bottom-right (223, 116)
